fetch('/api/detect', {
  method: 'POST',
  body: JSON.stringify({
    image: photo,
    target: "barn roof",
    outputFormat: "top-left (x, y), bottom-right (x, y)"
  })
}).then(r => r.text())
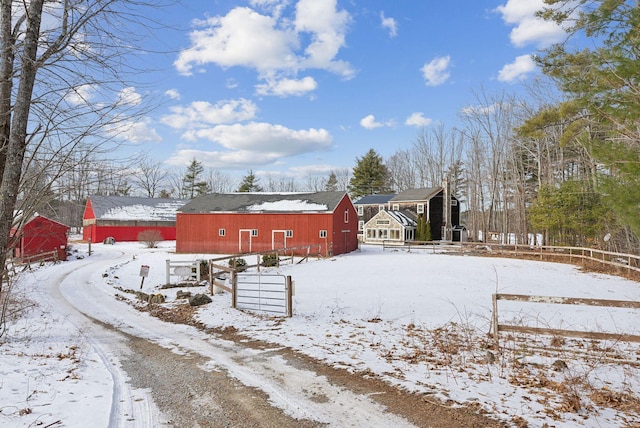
top-left (88, 196), bottom-right (190, 221)
top-left (178, 191), bottom-right (349, 214)
top-left (390, 187), bottom-right (442, 202)
top-left (353, 194), bottom-right (396, 205)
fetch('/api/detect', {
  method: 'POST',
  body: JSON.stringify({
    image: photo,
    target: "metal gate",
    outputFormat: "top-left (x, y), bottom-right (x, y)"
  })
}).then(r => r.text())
top-left (235, 273), bottom-right (292, 317)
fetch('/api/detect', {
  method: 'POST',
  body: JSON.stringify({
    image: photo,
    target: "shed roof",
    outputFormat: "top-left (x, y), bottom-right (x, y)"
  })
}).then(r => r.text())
top-left (178, 191), bottom-right (348, 214)
top-left (354, 194), bottom-right (396, 205)
top-left (390, 187), bottom-right (442, 202)
top-left (88, 196), bottom-right (190, 221)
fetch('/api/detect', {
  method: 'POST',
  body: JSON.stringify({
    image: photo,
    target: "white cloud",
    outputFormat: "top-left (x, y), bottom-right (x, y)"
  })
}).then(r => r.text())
top-left (161, 99), bottom-right (258, 129)
top-left (117, 87), bottom-right (142, 106)
top-left (405, 112), bottom-right (433, 127)
top-left (106, 117), bottom-right (162, 143)
top-left (255, 76), bottom-right (318, 97)
top-left (421, 56), bottom-right (451, 87)
top-left (166, 122), bottom-right (334, 169)
top-left (360, 114), bottom-right (383, 130)
top-left (496, 0), bottom-right (567, 48)
top-left (64, 84), bottom-right (96, 105)
top-left (175, 2), bottom-right (354, 83)
top-left (498, 54), bottom-right (536, 82)
top-left (165, 89), bottom-right (181, 100)
top-left (380, 12), bottom-right (397, 37)
top-left (294, 0), bottom-right (353, 77)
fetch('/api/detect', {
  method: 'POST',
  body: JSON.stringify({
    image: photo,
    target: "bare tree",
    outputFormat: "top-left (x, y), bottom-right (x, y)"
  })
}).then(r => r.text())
top-left (0, 0), bottom-right (172, 323)
top-left (133, 155), bottom-right (169, 198)
top-left (205, 168), bottom-right (236, 193)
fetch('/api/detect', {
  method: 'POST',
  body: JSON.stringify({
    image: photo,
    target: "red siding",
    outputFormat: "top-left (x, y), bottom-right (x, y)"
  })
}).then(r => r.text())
top-left (15, 216), bottom-right (69, 261)
top-left (177, 204), bottom-right (359, 256)
top-left (85, 225), bottom-right (176, 243)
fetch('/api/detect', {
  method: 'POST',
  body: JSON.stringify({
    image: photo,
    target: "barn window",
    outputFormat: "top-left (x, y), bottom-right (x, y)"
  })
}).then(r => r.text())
top-left (218, 228), bottom-right (226, 237)
top-left (358, 220), bottom-right (364, 231)
top-left (357, 205), bottom-right (363, 216)
top-left (417, 203), bottom-right (425, 214)
top-left (319, 230), bottom-right (327, 238)
top-left (344, 209), bottom-right (349, 223)
top-left (251, 229), bottom-right (258, 237)
top-left (286, 230), bottom-right (293, 238)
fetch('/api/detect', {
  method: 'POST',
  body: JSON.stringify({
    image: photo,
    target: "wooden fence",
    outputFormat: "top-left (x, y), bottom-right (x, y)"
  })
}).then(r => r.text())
top-left (492, 293), bottom-right (640, 345)
top-left (382, 240), bottom-right (640, 275)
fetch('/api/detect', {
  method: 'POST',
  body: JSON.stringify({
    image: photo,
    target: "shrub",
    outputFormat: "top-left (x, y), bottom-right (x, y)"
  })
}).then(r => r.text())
top-left (261, 252), bottom-right (279, 267)
top-left (228, 257), bottom-right (247, 272)
top-left (138, 229), bottom-right (163, 248)
top-left (198, 259), bottom-right (209, 280)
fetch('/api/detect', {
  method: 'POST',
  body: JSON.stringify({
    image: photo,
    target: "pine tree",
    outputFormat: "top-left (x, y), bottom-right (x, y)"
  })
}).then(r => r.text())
top-left (325, 172), bottom-right (338, 191)
top-left (415, 214), bottom-right (432, 242)
top-left (536, 0), bottom-right (640, 236)
top-left (182, 159), bottom-right (210, 199)
top-left (348, 149), bottom-right (392, 198)
top-left (238, 170), bottom-right (263, 192)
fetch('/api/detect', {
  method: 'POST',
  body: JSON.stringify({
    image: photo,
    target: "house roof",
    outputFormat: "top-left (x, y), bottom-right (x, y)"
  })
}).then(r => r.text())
top-left (178, 191), bottom-right (348, 214)
top-left (88, 196), bottom-right (190, 221)
top-left (354, 194), bottom-right (396, 205)
top-left (365, 210), bottom-right (416, 228)
top-left (390, 187), bottom-right (442, 202)
top-left (387, 210), bottom-right (417, 227)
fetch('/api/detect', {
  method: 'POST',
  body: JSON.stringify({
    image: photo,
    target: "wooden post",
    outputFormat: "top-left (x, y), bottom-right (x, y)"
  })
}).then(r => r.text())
top-left (492, 293), bottom-right (499, 349)
top-left (286, 275), bottom-right (293, 317)
top-left (209, 259), bottom-right (213, 295)
top-left (231, 270), bottom-right (237, 309)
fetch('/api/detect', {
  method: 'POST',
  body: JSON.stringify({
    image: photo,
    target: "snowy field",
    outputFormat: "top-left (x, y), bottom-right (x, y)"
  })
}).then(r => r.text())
top-left (1, 241), bottom-right (640, 427)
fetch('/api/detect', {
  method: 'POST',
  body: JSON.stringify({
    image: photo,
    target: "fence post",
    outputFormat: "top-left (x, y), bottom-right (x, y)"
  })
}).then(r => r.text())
top-left (231, 270), bottom-right (237, 309)
top-left (286, 275), bottom-right (293, 317)
top-left (492, 293), bottom-right (499, 348)
top-left (208, 260), bottom-right (213, 295)
top-left (165, 259), bottom-right (171, 286)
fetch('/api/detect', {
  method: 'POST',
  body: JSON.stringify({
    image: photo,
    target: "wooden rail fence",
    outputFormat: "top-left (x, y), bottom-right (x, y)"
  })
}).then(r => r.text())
top-left (492, 293), bottom-right (640, 345)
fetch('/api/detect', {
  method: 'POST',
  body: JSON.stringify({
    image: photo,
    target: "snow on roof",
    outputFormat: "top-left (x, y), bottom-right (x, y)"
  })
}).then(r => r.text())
top-left (246, 200), bottom-right (328, 212)
top-left (101, 201), bottom-right (189, 221)
top-left (89, 196), bottom-right (189, 221)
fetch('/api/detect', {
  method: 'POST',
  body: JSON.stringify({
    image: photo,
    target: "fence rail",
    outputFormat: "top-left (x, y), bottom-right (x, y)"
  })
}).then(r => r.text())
top-left (492, 293), bottom-right (640, 344)
top-left (382, 240), bottom-right (640, 275)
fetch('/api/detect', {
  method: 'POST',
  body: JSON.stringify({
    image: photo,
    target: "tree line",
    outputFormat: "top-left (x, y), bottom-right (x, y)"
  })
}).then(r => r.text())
top-left (2, 0), bottom-right (639, 283)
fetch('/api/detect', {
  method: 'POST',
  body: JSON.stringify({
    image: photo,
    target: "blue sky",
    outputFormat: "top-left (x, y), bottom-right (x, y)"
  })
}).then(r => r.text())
top-left (117, 0), bottom-right (567, 180)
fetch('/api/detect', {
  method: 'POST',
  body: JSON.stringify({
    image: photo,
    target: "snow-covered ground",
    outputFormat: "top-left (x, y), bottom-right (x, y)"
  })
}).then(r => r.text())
top-left (1, 241), bottom-right (639, 427)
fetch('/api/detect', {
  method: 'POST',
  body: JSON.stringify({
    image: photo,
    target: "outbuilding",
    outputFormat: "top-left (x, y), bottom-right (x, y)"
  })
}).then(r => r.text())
top-left (176, 191), bottom-right (359, 256)
top-left (11, 213), bottom-right (70, 262)
top-left (82, 196), bottom-right (189, 243)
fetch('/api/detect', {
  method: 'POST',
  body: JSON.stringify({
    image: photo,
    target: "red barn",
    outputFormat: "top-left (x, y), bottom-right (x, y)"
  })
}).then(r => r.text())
top-left (82, 196), bottom-right (190, 243)
top-left (176, 191), bottom-right (359, 256)
top-left (11, 213), bottom-right (70, 262)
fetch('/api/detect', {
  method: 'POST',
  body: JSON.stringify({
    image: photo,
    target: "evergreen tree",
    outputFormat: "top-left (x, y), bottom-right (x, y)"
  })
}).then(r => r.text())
top-left (325, 172), bottom-right (338, 191)
top-left (415, 214), bottom-right (432, 242)
top-left (528, 180), bottom-right (610, 246)
top-left (536, 0), bottom-right (640, 236)
top-left (238, 169), bottom-right (263, 192)
top-left (182, 159), bottom-right (210, 199)
top-left (348, 149), bottom-right (392, 198)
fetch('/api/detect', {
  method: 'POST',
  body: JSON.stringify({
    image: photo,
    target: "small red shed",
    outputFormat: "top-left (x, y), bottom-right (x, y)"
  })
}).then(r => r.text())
top-left (176, 191), bottom-right (359, 256)
top-left (82, 196), bottom-right (190, 243)
top-left (11, 213), bottom-right (70, 262)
